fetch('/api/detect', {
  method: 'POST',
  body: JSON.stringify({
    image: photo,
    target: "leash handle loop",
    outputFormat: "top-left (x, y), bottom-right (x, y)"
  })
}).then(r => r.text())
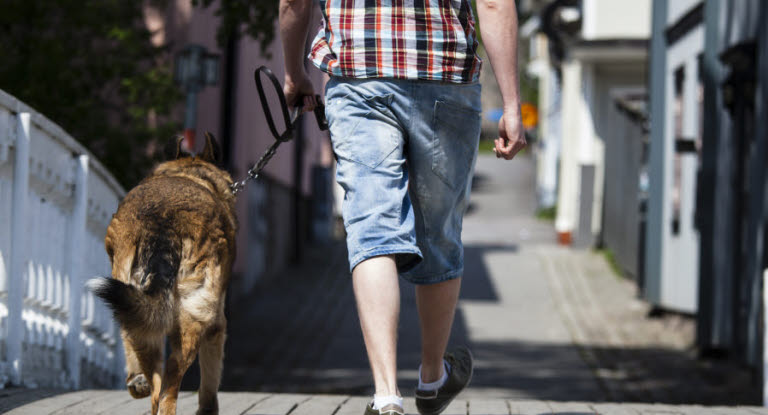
top-left (232, 66), bottom-right (329, 196)
top-left (254, 66), bottom-right (294, 142)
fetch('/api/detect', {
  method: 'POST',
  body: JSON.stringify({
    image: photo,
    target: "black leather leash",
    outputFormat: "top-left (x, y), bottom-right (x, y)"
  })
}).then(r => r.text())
top-left (230, 66), bottom-right (328, 196)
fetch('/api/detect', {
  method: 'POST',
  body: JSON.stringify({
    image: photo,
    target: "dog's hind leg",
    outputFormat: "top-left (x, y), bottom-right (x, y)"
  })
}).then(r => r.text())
top-left (123, 332), bottom-right (164, 415)
top-left (123, 335), bottom-right (152, 399)
top-left (122, 331), bottom-right (162, 399)
top-left (142, 341), bottom-right (164, 415)
top-left (197, 319), bottom-right (226, 415)
top-left (159, 320), bottom-right (203, 415)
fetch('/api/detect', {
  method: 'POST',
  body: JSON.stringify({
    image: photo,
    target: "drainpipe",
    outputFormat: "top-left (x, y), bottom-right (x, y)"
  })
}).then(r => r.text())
top-left (696, 0), bottom-right (729, 353)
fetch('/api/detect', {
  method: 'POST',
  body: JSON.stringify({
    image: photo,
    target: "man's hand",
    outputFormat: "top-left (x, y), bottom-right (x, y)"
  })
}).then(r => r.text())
top-left (284, 73), bottom-right (317, 113)
top-left (477, 0), bottom-right (525, 160)
top-left (493, 109), bottom-right (527, 160)
top-left (279, 0), bottom-right (316, 113)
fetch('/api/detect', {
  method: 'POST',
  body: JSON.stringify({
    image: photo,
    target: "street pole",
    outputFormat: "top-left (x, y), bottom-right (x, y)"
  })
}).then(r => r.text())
top-left (175, 44), bottom-right (219, 152)
top-left (184, 90), bottom-right (197, 151)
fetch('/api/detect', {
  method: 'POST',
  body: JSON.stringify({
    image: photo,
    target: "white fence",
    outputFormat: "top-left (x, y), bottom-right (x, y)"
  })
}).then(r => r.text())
top-left (0, 89), bottom-right (125, 389)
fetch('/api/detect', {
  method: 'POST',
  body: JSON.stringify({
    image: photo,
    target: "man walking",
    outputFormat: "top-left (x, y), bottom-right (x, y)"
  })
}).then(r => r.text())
top-left (279, 1), bottom-right (525, 414)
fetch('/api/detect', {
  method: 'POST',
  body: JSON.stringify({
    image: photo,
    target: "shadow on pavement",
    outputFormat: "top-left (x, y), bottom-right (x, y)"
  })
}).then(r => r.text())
top-left (179, 238), bottom-right (758, 405)
top-left (465, 338), bottom-right (759, 405)
top-left (0, 388), bottom-right (64, 413)
top-left (470, 172), bottom-right (492, 192)
top-left (462, 243), bottom-right (517, 301)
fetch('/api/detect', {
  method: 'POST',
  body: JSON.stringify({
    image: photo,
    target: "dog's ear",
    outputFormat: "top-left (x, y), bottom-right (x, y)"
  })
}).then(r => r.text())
top-left (200, 132), bottom-right (221, 164)
top-left (164, 136), bottom-right (185, 160)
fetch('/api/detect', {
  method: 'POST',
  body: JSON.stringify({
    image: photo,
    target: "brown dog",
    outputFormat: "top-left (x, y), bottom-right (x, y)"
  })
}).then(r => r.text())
top-left (89, 133), bottom-right (237, 415)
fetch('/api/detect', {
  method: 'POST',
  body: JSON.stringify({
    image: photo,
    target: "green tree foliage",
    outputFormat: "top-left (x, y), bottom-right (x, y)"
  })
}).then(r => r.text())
top-left (192, 0), bottom-right (278, 52)
top-left (0, 0), bottom-right (181, 187)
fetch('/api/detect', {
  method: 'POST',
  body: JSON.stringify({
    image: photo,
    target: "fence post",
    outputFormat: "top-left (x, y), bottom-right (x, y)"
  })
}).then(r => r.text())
top-left (65, 154), bottom-right (88, 389)
top-left (7, 113), bottom-right (30, 385)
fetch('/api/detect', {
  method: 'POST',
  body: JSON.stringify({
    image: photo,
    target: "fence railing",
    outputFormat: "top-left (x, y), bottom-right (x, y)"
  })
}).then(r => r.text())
top-left (0, 89), bottom-right (125, 389)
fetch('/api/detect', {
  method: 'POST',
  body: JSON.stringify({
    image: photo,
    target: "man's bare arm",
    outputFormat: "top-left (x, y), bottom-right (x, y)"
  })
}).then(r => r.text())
top-left (279, 0), bottom-right (316, 110)
top-left (476, 0), bottom-right (526, 160)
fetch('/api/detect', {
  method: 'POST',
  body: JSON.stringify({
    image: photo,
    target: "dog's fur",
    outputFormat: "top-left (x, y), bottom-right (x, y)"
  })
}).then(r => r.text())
top-left (89, 133), bottom-right (237, 415)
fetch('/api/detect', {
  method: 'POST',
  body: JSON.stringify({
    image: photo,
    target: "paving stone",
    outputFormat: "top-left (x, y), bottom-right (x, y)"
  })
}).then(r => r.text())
top-left (241, 393), bottom-right (312, 415)
top-left (292, 394), bottom-right (349, 415)
top-left (629, 403), bottom-right (687, 414)
top-left (6, 390), bottom-right (103, 415)
top-left (546, 401), bottom-right (596, 414)
top-left (174, 391), bottom-right (202, 414)
top-left (335, 396), bottom-right (371, 415)
top-left (444, 399), bottom-right (469, 415)
top-left (49, 390), bottom-right (130, 415)
top-left (590, 403), bottom-right (642, 415)
top-left (0, 388), bottom-right (62, 413)
top-left (509, 400), bottom-right (552, 415)
top-left (468, 399), bottom-right (507, 415)
top-left (218, 392), bottom-right (272, 415)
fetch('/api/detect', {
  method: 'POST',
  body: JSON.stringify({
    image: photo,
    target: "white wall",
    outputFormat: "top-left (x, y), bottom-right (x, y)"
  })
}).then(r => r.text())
top-left (582, 0), bottom-right (652, 40)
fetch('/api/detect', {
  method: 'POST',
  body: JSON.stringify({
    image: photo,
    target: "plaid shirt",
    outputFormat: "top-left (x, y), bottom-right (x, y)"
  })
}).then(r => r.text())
top-left (309, 0), bottom-right (482, 84)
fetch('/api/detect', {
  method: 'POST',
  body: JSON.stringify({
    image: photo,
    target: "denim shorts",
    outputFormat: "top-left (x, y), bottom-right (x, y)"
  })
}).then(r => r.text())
top-left (325, 77), bottom-right (481, 284)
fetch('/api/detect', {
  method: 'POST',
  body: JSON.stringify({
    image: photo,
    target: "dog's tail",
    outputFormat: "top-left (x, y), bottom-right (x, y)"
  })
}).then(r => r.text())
top-left (88, 234), bottom-right (180, 333)
top-left (87, 277), bottom-right (172, 333)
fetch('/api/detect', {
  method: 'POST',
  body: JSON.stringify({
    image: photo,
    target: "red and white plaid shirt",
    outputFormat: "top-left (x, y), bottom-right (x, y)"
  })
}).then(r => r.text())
top-left (309, 0), bottom-right (482, 84)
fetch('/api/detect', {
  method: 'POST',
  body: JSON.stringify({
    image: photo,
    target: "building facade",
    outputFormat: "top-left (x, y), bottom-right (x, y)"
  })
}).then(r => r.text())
top-left (526, 0), bottom-right (768, 383)
top-left (524, 0), bottom-right (651, 269)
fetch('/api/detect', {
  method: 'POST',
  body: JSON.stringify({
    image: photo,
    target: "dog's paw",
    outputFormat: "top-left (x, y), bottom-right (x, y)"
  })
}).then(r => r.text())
top-left (126, 373), bottom-right (151, 399)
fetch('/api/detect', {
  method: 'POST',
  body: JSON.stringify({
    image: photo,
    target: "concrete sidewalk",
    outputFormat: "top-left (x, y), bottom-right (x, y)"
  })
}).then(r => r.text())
top-left (207, 153), bottom-right (755, 404)
top-left (456, 154), bottom-right (602, 400)
top-left (189, 154), bottom-right (756, 402)
top-left (460, 154), bottom-right (755, 404)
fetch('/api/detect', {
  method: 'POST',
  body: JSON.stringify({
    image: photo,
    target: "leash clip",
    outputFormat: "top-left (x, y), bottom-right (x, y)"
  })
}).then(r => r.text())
top-left (230, 180), bottom-right (246, 196)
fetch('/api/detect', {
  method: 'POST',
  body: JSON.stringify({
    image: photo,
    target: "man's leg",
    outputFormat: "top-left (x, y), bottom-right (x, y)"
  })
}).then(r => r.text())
top-left (415, 278), bottom-right (461, 383)
top-left (353, 255), bottom-right (401, 397)
top-left (400, 81), bottom-right (480, 415)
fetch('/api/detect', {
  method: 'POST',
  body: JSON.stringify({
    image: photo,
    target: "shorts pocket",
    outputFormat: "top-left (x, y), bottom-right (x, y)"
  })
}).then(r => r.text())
top-left (327, 93), bottom-right (398, 169)
top-left (431, 101), bottom-right (481, 189)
